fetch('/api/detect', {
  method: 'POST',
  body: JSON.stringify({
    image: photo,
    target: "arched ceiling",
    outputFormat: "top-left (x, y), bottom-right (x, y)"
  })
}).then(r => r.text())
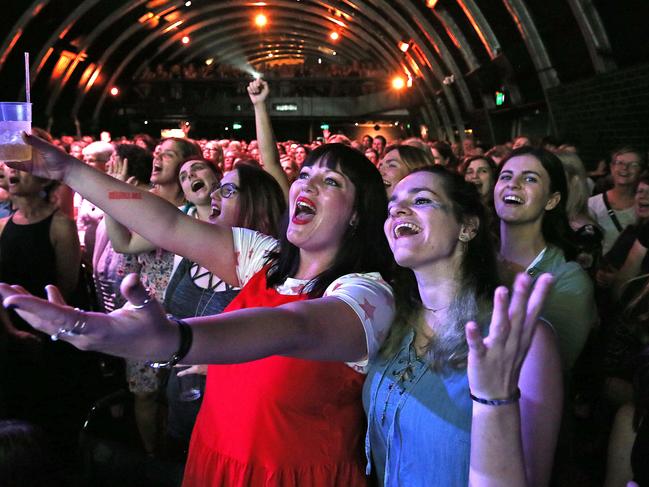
top-left (2, 0), bottom-right (645, 139)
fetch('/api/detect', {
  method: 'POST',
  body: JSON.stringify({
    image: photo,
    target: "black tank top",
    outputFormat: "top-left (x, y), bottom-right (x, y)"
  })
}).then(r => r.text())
top-left (0, 212), bottom-right (57, 298)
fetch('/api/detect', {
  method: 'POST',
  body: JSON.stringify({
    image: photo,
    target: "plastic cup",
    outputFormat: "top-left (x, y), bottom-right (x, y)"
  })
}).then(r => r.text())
top-left (176, 366), bottom-right (203, 402)
top-left (0, 102), bottom-right (32, 162)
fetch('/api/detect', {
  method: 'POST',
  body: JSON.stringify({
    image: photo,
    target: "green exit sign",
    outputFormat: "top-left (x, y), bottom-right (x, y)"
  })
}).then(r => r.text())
top-left (495, 91), bottom-right (506, 106)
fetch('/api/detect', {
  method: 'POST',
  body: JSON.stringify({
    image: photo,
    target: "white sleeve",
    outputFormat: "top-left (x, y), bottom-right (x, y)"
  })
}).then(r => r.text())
top-left (232, 227), bottom-right (279, 287)
top-left (323, 272), bottom-right (395, 373)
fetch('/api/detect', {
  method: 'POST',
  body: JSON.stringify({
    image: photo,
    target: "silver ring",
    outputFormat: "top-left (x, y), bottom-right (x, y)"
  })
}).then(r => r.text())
top-left (49, 308), bottom-right (87, 341)
top-left (131, 297), bottom-right (152, 309)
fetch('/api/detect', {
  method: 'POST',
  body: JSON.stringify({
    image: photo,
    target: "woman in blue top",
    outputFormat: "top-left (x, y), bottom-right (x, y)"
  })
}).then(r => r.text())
top-left (364, 166), bottom-right (562, 486)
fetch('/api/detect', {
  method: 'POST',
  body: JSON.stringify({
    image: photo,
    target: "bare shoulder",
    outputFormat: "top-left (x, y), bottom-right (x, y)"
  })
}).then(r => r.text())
top-left (0, 215), bottom-right (10, 236)
top-left (49, 210), bottom-right (78, 240)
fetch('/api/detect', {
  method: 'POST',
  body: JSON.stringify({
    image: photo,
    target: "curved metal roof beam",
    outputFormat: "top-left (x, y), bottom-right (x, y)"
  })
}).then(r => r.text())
top-left (567, 0), bottom-right (616, 73)
top-left (501, 0), bottom-right (559, 89)
top-left (376, 0), bottom-right (474, 116)
top-left (28, 0), bottom-right (103, 84)
top-left (47, 0), bottom-right (160, 117)
top-left (149, 2), bottom-right (374, 60)
top-left (92, 0), bottom-right (428, 126)
top-left (203, 38), bottom-right (360, 69)
top-left (0, 1), bottom-right (50, 73)
top-left (454, 0), bottom-right (501, 60)
top-left (433, 6), bottom-right (479, 71)
top-left (170, 22), bottom-right (362, 61)
top-left (154, 10), bottom-right (373, 68)
top-left (88, 4), bottom-right (365, 121)
top-left (177, 34), bottom-right (341, 65)
top-left (338, 0), bottom-right (459, 140)
top-left (171, 23), bottom-right (365, 67)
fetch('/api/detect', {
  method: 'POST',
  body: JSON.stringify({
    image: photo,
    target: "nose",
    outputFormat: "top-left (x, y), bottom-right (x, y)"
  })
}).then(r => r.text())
top-left (210, 187), bottom-right (221, 201)
top-left (389, 201), bottom-right (410, 217)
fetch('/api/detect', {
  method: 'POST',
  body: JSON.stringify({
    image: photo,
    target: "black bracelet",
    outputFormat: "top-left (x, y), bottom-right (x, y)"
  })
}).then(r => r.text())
top-left (147, 315), bottom-right (193, 369)
top-left (470, 388), bottom-right (521, 406)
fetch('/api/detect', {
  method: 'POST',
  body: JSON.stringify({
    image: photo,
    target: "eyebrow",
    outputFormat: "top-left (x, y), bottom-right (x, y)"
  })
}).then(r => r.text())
top-left (388, 187), bottom-right (442, 202)
top-left (500, 169), bottom-right (542, 177)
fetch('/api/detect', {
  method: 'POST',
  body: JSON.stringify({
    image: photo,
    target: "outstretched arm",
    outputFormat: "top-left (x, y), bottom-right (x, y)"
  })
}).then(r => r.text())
top-left (247, 79), bottom-right (289, 200)
top-left (0, 273), bottom-right (392, 365)
top-left (14, 134), bottom-right (238, 285)
top-left (466, 273), bottom-right (561, 487)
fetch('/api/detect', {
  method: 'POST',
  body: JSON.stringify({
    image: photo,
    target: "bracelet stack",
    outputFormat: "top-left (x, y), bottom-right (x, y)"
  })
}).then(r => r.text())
top-left (147, 315), bottom-right (193, 369)
top-left (470, 388), bottom-right (521, 406)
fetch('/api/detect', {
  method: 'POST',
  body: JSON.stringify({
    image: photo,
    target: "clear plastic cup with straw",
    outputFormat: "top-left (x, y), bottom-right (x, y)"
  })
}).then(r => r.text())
top-left (0, 102), bottom-right (32, 162)
top-left (0, 52), bottom-right (33, 162)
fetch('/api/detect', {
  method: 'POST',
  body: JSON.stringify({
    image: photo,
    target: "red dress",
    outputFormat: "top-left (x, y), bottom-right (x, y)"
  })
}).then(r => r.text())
top-left (182, 268), bottom-right (369, 486)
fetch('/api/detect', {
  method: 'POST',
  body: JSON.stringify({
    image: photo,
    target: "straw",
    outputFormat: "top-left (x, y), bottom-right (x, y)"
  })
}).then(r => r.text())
top-left (24, 52), bottom-right (31, 104)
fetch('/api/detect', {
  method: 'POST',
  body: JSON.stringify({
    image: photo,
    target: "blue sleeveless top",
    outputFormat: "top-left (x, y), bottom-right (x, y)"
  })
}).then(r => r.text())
top-left (362, 331), bottom-right (472, 487)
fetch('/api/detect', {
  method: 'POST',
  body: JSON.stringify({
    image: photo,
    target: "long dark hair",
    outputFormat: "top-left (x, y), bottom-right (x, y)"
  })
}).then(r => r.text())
top-left (235, 163), bottom-right (286, 238)
top-left (497, 146), bottom-right (579, 260)
top-left (382, 166), bottom-right (499, 369)
top-left (266, 143), bottom-right (392, 297)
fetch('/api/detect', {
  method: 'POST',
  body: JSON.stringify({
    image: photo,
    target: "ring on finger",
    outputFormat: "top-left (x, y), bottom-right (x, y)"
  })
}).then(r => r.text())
top-left (50, 308), bottom-right (88, 341)
top-left (131, 288), bottom-right (153, 309)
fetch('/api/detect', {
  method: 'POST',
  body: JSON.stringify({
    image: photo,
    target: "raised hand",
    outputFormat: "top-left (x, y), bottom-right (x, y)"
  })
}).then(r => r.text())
top-left (4, 132), bottom-right (80, 181)
top-left (106, 155), bottom-right (129, 182)
top-left (465, 272), bottom-right (553, 400)
top-left (177, 364), bottom-right (208, 376)
top-left (247, 78), bottom-right (270, 105)
top-left (0, 273), bottom-right (178, 361)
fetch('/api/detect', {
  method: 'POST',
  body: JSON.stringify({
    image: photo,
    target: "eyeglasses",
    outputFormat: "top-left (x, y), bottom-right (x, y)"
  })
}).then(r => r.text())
top-left (612, 160), bottom-right (642, 170)
top-left (213, 182), bottom-right (239, 198)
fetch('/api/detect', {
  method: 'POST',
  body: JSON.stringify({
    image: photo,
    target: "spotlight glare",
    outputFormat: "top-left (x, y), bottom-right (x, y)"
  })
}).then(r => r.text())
top-left (330, 31), bottom-right (339, 41)
top-left (182, 35), bottom-right (190, 44)
top-left (110, 87), bottom-right (119, 96)
top-left (185, 0), bottom-right (191, 6)
top-left (399, 41), bottom-right (410, 53)
top-left (391, 76), bottom-right (405, 90)
top-left (205, 58), bottom-right (214, 66)
top-left (255, 13), bottom-right (268, 27)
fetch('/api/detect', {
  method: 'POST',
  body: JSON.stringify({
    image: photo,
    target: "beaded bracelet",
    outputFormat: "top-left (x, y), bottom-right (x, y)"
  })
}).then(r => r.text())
top-left (147, 315), bottom-right (193, 369)
top-left (470, 387), bottom-right (521, 406)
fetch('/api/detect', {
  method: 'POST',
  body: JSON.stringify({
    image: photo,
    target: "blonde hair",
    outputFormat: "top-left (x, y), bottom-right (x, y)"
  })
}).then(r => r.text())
top-left (557, 151), bottom-right (590, 221)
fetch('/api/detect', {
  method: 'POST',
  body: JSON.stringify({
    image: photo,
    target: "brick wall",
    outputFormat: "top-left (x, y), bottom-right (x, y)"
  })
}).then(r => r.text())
top-left (547, 63), bottom-right (649, 169)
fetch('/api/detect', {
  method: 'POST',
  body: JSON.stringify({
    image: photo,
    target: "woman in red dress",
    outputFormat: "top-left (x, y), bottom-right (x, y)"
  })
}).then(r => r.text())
top-left (3, 137), bottom-right (395, 486)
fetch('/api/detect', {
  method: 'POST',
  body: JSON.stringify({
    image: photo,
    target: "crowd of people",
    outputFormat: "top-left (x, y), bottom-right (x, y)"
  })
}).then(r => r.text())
top-left (130, 61), bottom-right (387, 101)
top-left (0, 78), bottom-right (647, 487)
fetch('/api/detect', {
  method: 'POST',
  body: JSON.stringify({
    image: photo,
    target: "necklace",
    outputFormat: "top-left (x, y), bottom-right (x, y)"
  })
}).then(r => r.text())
top-left (423, 304), bottom-right (449, 313)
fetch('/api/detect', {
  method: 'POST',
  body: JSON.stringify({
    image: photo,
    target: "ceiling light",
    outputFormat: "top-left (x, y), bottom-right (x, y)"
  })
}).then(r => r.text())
top-left (181, 35), bottom-right (190, 44)
top-left (255, 14), bottom-right (268, 27)
top-left (330, 31), bottom-right (339, 41)
top-left (391, 76), bottom-right (405, 90)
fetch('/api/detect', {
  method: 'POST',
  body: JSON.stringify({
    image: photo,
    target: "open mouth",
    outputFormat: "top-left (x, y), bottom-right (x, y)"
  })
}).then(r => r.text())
top-left (191, 179), bottom-right (205, 192)
top-left (393, 222), bottom-right (422, 239)
top-left (209, 204), bottom-right (221, 220)
top-left (152, 164), bottom-right (162, 174)
top-left (383, 179), bottom-right (391, 187)
top-left (503, 195), bottom-right (524, 205)
top-left (8, 176), bottom-right (19, 185)
top-left (292, 196), bottom-right (316, 225)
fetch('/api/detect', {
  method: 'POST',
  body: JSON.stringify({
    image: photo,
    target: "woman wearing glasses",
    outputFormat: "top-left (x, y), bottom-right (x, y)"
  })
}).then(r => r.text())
top-left (164, 160), bottom-right (285, 461)
top-left (588, 147), bottom-right (645, 253)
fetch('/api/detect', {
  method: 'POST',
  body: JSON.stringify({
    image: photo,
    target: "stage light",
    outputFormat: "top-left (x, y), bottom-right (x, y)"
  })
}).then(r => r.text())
top-left (255, 14), bottom-right (268, 27)
top-left (391, 76), bottom-right (405, 90)
top-left (399, 41), bottom-right (410, 53)
top-left (110, 87), bottom-right (119, 96)
top-left (426, 0), bottom-right (438, 7)
top-left (330, 31), bottom-right (339, 41)
top-left (185, 1), bottom-right (191, 6)
top-left (205, 58), bottom-right (214, 65)
top-left (182, 36), bottom-right (190, 44)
